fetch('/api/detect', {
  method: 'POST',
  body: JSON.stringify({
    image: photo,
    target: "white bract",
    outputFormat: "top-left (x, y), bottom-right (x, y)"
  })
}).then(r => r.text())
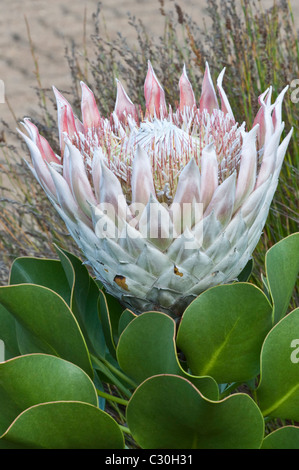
top-left (20, 62), bottom-right (292, 316)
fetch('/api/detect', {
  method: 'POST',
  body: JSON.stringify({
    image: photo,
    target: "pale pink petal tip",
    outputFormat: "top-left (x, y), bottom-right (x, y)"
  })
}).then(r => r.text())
top-left (131, 145), bottom-right (155, 205)
top-left (199, 143), bottom-right (218, 211)
top-left (253, 88), bottom-right (273, 148)
top-left (234, 125), bottom-right (258, 211)
top-left (99, 162), bottom-right (128, 223)
top-left (199, 62), bottom-right (219, 114)
top-left (216, 68), bottom-right (234, 119)
top-left (80, 81), bottom-right (101, 130)
top-left (272, 85), bottom-right (289, 130)
top-left (114, 79), bottom-right (137, 122)
top-left (23, 118), bottom-right (59, 164)
top-left (17, 128), bottom-right (57, 199)
top-left (52, 86), bottom-right (77, 154)
top-left (144, 61), bottom-right (167, 118)
top-left (179, 65), bottom-right (196, 111)
top-left (172, 158), bottom-right (200, 206)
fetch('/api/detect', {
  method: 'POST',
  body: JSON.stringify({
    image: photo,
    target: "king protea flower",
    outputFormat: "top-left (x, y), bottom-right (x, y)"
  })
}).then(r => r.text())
top-left (19, 61), bottom-right (292, 316)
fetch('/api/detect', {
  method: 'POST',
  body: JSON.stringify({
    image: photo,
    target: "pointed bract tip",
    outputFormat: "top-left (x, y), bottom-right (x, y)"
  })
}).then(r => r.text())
top-left (186, 156), bottom-right (198, 169)
top-left (203, 141), bottom-right (215, 152)
top-left (144, 60), bottom-right (167, 118)
top-left (179, 64), bottom-right (196, 111)
top-left (200, 62), bottom-right (219, 114)
top-left (52, 86), bottom-right (65, 101)
top-left (217, 67), bottom-right (226, 86)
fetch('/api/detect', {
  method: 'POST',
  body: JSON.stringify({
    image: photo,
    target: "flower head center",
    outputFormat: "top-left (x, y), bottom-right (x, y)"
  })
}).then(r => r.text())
top-left (72, 108), bottom-right (243, 205)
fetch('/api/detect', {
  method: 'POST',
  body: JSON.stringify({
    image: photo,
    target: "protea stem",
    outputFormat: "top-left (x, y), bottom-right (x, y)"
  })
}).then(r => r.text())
top-left (91, 353), bottom-right (137, 395)
top-left (96, 388), bottom-right (129, 407)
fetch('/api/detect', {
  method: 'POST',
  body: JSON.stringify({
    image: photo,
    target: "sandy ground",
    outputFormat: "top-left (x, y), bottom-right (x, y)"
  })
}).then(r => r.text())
top-left (0, 0), bottom-right (298, 142)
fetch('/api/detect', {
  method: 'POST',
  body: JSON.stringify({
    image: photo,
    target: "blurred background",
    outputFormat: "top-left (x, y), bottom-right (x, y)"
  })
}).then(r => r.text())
top-left (0, 0), bottom-right (298, 132)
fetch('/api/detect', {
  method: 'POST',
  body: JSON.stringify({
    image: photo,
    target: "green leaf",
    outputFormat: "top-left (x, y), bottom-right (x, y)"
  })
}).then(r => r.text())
top-left (177, 283), bottom-right (273, 383)
top-left (261, 426), bottom-right (299, 449)
top-left (9, 257), bottom-right (71, 304)
top-left (265, 232), bottom-right (299, 323)
top-left (98, 289), bottom-right (123, 359)
top-left (127, 374), bottom-right (264, 449)
top-left (257, 308), bottom-right (299, 421)
top-left (0, 401), bottom-right (124, 449)
top-left (0, 353), bottom-right (98, 435)
top-left (0, 284), bottom-right (93, 378)
top-left (118, 309), bottom-right (137, 337)
top-left (117, 312), bottom-right (218, 399)
top-left (0, 304), bottom-right (20, 359)
top-left (117, 311), bottom-right (218, 400)
top-left (55, 246), bottom-right (106, 359)
top-left (237, 258), bottom-right (253, 282)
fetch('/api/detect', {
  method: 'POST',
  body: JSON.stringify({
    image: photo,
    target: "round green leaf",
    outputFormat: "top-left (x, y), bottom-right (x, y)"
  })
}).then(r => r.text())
top-left (177, 283), bottom-right (273, 383)
top-left (118, 309), bottom-right (137, 337)
top-left (0, 284), bottom-right (93, 377)
top-left (0, 353), bottom-right (98, 435)
top-left (9, 257), bottom-right (71, 304)
top-left (265, 232), bottom-right (299, 323)
top-left (117, 312), bottom-right (218, 400)
top-left (257, 308), bottom-right (299, 421)
top-left (127, 374), bottom-right (264, 449)
top-left (0, 401), bottom-right (124, 449)
top-left (261, 426), bottom-right (299, 449)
